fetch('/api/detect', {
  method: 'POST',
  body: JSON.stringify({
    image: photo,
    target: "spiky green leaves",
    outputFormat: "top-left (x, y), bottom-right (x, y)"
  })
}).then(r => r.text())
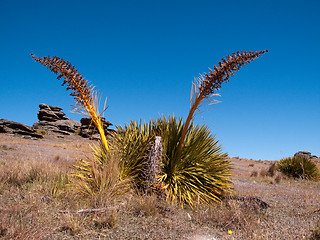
top-left (156, 117), bottom-right (231, 206)
top-left (277, 156), bottom-right (320, 181)
top-left (112, 116), bottom-right (232, 206)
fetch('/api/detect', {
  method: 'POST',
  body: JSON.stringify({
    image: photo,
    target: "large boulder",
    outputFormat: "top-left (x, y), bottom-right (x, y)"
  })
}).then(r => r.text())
top-left (33, 104), bottom-right (80, 135)
top-left (32, 104), bottom-right (113, 138)
top-left (37, 104), bottom-right (68, 122)
top-left (294, 151), bottom-right (318, 159)
top-left (0, 119), bottom-right (43, 138)
top-left (33, 119), bottom-right (81, 135)
top-left (79, 117), bottom-right (113, 139)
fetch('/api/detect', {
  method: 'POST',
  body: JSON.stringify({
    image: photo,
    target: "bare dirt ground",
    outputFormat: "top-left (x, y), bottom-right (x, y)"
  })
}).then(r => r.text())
top-left (0, 133), bottom-right (319, 239)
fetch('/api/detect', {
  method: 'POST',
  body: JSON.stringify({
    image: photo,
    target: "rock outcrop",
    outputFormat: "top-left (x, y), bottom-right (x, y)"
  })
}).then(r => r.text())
top-left (33, 104), bottom-right (80, 135)
top-left (294, 151), bottom-right (318, 160)
top-left (79, 117), bottom-right (113, 140)
top-left (1, 104), bottom-right (114, 140)
top-left (0, 119), bottom-right (43, 138)
top-left (37, 103), bottom-right (68, 122)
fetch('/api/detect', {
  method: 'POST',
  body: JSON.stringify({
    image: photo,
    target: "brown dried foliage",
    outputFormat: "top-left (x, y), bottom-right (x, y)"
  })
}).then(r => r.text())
top-left (177, 50), bottom-right (268, 156)
top-left (31, 53), bottom-right (110, 152)
top-left (199, 50), bottom-right (268, 97)
top-left (31, 54), bottom-right (93, 107)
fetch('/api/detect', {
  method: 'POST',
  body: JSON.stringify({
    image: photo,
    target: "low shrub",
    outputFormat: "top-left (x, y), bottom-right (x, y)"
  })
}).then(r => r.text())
top-left (250, 170), bottom-right (258, 177)
top-left (35, 130), bottom-right (47, 135)
top-left (277, 156), bottom-right (320, 181)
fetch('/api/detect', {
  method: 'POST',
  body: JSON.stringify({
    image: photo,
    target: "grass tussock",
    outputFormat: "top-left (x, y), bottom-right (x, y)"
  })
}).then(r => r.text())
top-left (193, 200), bottom-right (267, 239)
top-left (309, 221), bottom-right (320, 240)
top-left (68, 147), bottom-right (132, 208)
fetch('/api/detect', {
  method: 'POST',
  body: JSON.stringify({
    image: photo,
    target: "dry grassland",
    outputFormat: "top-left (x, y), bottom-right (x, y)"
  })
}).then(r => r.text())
top-left (0, 134), bottom-right (319, 239)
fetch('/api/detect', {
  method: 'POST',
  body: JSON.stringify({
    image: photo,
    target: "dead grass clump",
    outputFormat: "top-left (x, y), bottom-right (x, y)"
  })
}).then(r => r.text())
top-left (68, 148), bottom-right (132, 209)
top-left (0, 160), bottom-right (43, 187)
top-left (193, 200), bottom-right (267, 238)
top-left (259, 168), bottom-right (268, 177)
top-left (274, 174), bottom-right (282, 184)
top-left (267, 163), bottom-right (276, 177)
top-left (93, 209), bottom-right (118, 229)
top-left (0, 194), bottom-right (54, 240)
top-left (127, 194), bottom-right (166, 217)
top-left (54, 154), bottom-right (61, 162)
top-left (0, 145), bottom-right (15, 151)
top-left (250, 170), bottom-right (258, 177)
top-left (260, 163), bottom-right (277, 178)
top-left (0, 158), bottom-right (67, 191)
top-left (58, 214), bottom-right (85, 236)
top-left (309, 221), bottom-right (320, 240)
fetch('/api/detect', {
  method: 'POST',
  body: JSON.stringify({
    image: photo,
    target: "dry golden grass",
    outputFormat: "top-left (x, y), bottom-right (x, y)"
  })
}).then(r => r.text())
top-left (0, 134), bottom-right (319, 239)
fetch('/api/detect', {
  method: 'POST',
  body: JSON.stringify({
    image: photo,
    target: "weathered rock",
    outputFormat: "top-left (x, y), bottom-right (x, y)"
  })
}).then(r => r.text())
top-left (0, 119), bottom-right (43, 138)
top-left (33, 119), bottom-right (80, 135)
top-left (32, 104), bottom-right (113, 139)
top-left (53, 119), bottom-right (81, 132)
top-left (38, 109), bottom-right (68, 122)
top-left (37, 104), bottom-right (68, 122)
top-left (12, 129), bottom-right (44, 138)
top-left (39, 103), bottom-right (63, 111)
top-left (0, 119), bottom-right (33, 132)
top-left (33, 104), bottom-right (80, 135)
top-left (294, 151), bottom-right (318, 159)
top-left (79, 117), bottom-right (113, 139)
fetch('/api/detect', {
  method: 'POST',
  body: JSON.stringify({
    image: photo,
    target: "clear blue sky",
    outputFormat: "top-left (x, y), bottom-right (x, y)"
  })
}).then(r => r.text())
top-left (1, 0), bottom-right (319, 160)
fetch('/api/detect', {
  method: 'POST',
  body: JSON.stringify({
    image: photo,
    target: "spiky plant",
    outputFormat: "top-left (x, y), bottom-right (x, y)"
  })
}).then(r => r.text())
top-left (277, 156), bottom-right (320, 181)
top-left (113, 121), bottom-right (153, 176)
top-left (155, 116), bottom-right (231, 205)
top-left (113, 50), bottom-right (268, 206)
top-left (112, 116), bottom-right (231, 206)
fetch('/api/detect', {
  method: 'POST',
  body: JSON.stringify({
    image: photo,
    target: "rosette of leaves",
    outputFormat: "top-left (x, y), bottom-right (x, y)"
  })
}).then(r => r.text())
top-left (113, 116), bottom-right (232, 206)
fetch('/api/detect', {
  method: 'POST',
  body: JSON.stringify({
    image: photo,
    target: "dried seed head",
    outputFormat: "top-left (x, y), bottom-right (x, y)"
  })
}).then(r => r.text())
top-left (200, 50), bottom-right (268, 97)
top-left (31, 53), bottom-right (93, 107)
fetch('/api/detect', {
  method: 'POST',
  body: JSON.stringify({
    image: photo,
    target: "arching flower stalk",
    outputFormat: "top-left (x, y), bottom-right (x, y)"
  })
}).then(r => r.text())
top-left (31, 54), bottom-right (110, 153)
top-left (176, 50), bottom-right (268, 159)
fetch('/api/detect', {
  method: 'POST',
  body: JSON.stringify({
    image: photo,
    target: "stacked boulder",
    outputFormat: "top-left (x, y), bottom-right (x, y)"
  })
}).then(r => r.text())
top-left (33, 104), bottom-right (80, 135)
top-left (1, 104), bottom-right (114, 140)
top-left (0, 119), bottom-right (43, 138)
top-left (79, 117), bottom-right (113, 140)
top-left (294, 151), bottom-right (318, 160)
top-left (37, 104), bottom-right (68, 122)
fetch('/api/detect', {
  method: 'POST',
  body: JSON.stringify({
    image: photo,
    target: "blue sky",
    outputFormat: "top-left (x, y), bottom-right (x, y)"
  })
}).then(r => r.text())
top-left (1, 0), bottom-right (319, 160)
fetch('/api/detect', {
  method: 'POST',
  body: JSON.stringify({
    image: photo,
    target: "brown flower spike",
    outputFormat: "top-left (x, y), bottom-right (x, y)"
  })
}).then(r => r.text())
top-left (31, 53), bottom-right (110, 153)
top-left (176, 50), bottom-right (268, 157)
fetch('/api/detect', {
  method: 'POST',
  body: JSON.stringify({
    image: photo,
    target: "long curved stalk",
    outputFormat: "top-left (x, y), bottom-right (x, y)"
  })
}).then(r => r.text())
top-left (176, 50), bottom-right (268, 159)
top-left (31, 53), bottom-right (110, 153)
